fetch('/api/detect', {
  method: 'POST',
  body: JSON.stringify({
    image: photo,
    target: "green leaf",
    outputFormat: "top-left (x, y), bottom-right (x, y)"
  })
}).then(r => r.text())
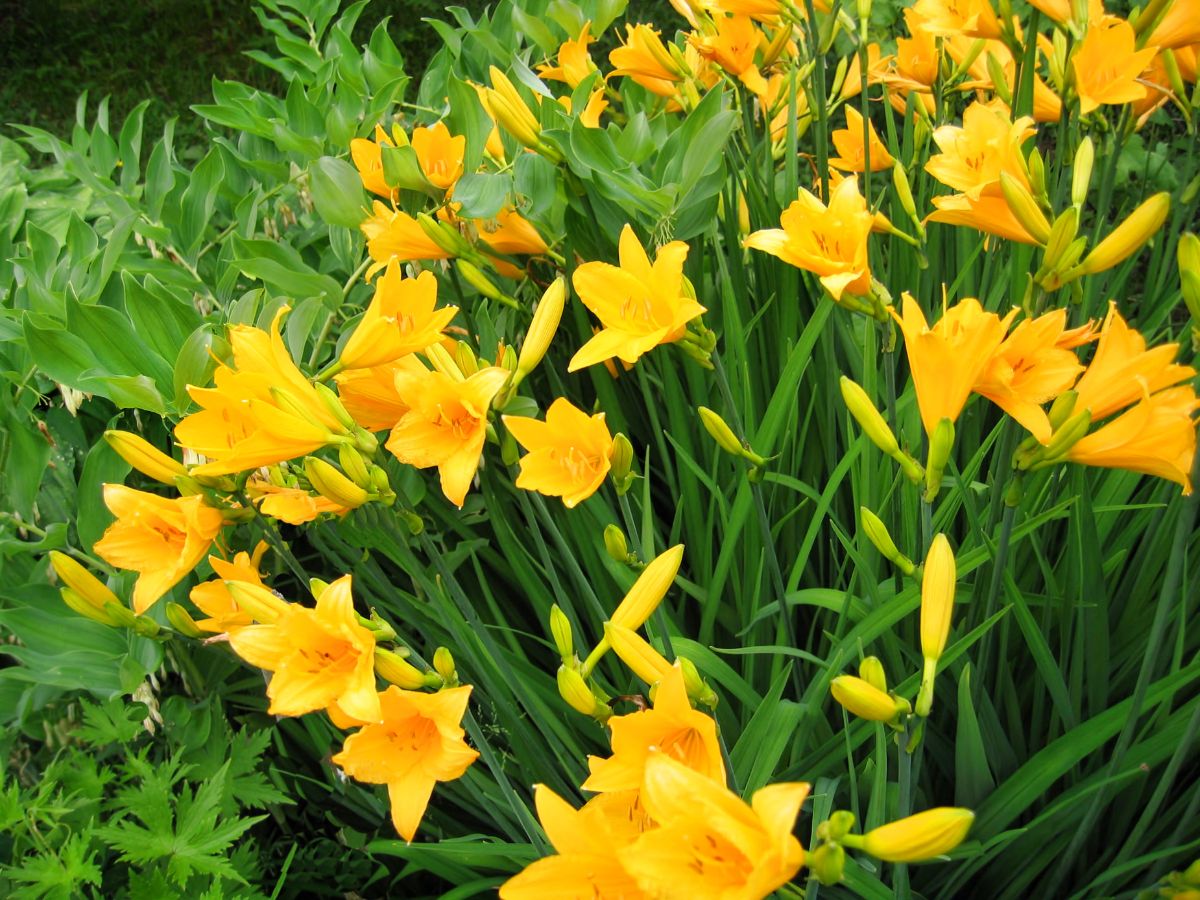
top-left (453, 172), bottom-right (511, 219)
top-left (310, 156), bottom-right (369, 227)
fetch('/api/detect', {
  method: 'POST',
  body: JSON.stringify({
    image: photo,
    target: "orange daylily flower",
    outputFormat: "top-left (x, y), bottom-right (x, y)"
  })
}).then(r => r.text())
top-left (973, 309), bottom-right (1091, 443)
top-left (925, 101), bottom-right (1035, 201)
top-left (610, 25), bottom-right (686, 98)
top-left (710, 0), bottom-right (789, 22)
top-left (829, 106), bottom-right (894, 172)
top-left (228, 574), bottom-right (381, 722)
top-left (1147, 0), bottom-right (1200, 50)
top-left (335, 357), bottom-right (425, 431)
top-left (761, 72), bottom-right (812, 144)
top-left (338, 264), bottom-right (458, 371)
top-left (927, 193), bottom-right (1043, 245)
top-left (361, 200), bottom-right (455, 266)
top-left (841, 43), bottom-right (892, 100)
top-left (1072, 303), bottom-right (1196, 422)
top-left (175, 312), bottom-right (347, 477)
top-left (412, 121), bottom-right (466, 193)
top-left (569, 224), bottom-right (706, 371)
top-left (893, 293), bottom-right (1018, 435)
top-left (350, 124), bottom-right (396, 199)
top-left (499, 788), bottom-right (653, 899)
top-left (503, 398), bottom-right (615, 508)
top-left (1067, 386), bottom-right (1200, 493)
top-left (93, 486), bottom-right (225, 614)
top-left (883, 14), bottom-right (939, 114)
top-left (331, 685), bottom-right (479, 841)
top-left (690, 13), bottom-right (768, 95)
top-left (910, 0), bottom-right (1002, 39)
top-left (1025, 0), bottom-right (1103, 26)
top-left (1073, 18), bottom-right (1159, 114)
top-left (583, 665), bottom-right (724, 792)
top-left (620, 754), bottom-right (810, 899)
top-left (247, 478), bottom-right (349, 524)
top-left (189, 542), bottom-right (269, 634)
top-left (537, 22), bottom-right (598, 89)
top-left (385, 365), bottom-right (510, 507)
top-left (476, 208), bottom-right (550, 256)
top-left (744, 176), bottom-right (875, 301)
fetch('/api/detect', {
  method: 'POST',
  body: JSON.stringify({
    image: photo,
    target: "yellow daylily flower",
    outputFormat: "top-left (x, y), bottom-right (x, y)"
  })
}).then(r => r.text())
top-left (338, 264), bottom-right (458, 371)
top-left (350, 124), bottom-right (398, 199)
top-left (1073, 18), bottom-right (1158, 114)
top-left (409, 121), bottom-right (465, 193)
top-left (475, 207), bottom-right (549, 256)
top-left (690, 13), bottom-right (768, 95)
top-left (331, 685), bottom-right (478, 841)
top-left (335, 356), bottom-right (425, 432)
top-left (189, 542), bottom-right (269, 634)
top-left (361, 200), bottom-right (455, 266)
top-left (500, 787), bottom-right (653, 899)
top-left (228, 574), bottom-right (381, 722)
top-left (569, 225), bottom-right (706, 372)
top-left (247, 478), bottom-right (350, 524)
top-left (583, 664), bottom-right (723, 792)
top-left (744, 176), bottom-right (875, 302)
top-left (385, 364), bottom-right (510, 507)
top-left (910, 0), bottom-right (1002, 39)
top-left (1147, 0), bottom-right (1200, 49)
top-left (537, 22), bottom-right (598, 89)
top-left (893, 293), bottom-right (1018, 435)
top-left (620, 753), bottom-right (809, 898)
top-left (829, 106), bottom-right (894, 173)
top-left (93, 486), bottom-right (224, 614)
top-left (925, 101), bottom-right (1035, 202)
top-left (504, 398), bottom-right (614, 508)
top-left (610, 24), bottom-right (686, 98)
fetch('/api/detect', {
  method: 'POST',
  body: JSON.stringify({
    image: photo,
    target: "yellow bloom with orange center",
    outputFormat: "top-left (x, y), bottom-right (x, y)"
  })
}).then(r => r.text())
top-left (385, 365), bottom-right (510, 507)
top-left (350, 124), bottom-right (396, 199)
top-left (893, 294), bottom-right (1018, 435)
top-left (569, 224), bottom-right (706, 372)
top-left (583, 664), bottom-right (724, 792)
top-left (1073, 19), bottom-right (1159, 114)
top-left (228, 574), bottom-right (381, 722)
top-left (1067, 386), bottom-right (1200, 493)
top-left (93, 485), bottom-right (224, 614)
top-left (503, 398), bottom-right (614, 508)
top-left (1072, 303), bottom-right (1196, 422)
top-left (338, 264), bottom-right (458, 371)
top-left (925, 101), bottom-right (1035, 201)
top-left (973, 309), bottom-right (1091, 443)
top-left (189, 542), bottom-right (269, 634)
top-left (744, 176), bottom-right (875, 301)
top-left (690, 14), bottom-right (768, 95)
top-left (361, 200), bottom-right (455, 266)
top-left (910, 0), bottom-right (1002, 40)
top-left (830, 106), bottom-right (895, 173)
top-left (247, 478), bottom-right (349, 524)
top-left (412, 121), bottom-right (466, 193)
top-left (331, 685), bottom-right (478, 841)
top-left (610, 25), bottom-right (685, 98)
top-left (475, 208), bottom-right (549, 256)
top-left (537, 22), bottom-right (598, 89)
top-left (175, 312), bottom-right (346, 477)
top-left (620, 754), bottom-right (809, 898)
top-left (335, 357), bottom-right (424, 431)
top-left (499, 787), bottom-right (652, 899)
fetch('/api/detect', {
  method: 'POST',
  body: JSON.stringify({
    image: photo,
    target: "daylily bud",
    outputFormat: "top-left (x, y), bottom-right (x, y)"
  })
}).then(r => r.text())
top-left (104, 431), bottom-right (188, 485)
top-left (820, 810), bottom-right (858, 843)
top-left (609, 433), bottom-right (635, 494)
top-left (433, 646), bottom-right (459, 686)
top-left (860, 507), bottom-right (916, 575)
top-left (809, 842), bottom-right (847, 886)
top-left (313, 382), bottom-right (356, 431)
top-left (831, 675), bottom-right (903, 721)
top-left (418, 213), bottom-right (472, 257)
top-left (1000, 172), bottom-right (1051, 245)
top-left (1047, 391), bottom-right (1078, 430)
top-left (604, 622), bottom-right (673, 685)
top-left (1026, 148), bottom-right (1049, 204)
top-left (858, 808), bottom-right (974, 862)
top-left (1040, 207), bottom-right (1080, 277)
top-left (678, 656), bottom-right (718, 708)
top-left (1076, 193), bottom-right (1171, 275)
top-left (225, 581), bottom-right (288, 624)
top-left (305, 457), bottom-right (370, 509)
top-left (338, 443), bottom-right (374, 490)
top-left (549, 604), bottom-right (573, 660)
top-left (840, 376), bottom-right (899, 456)
top-left (1178, 233), bottom-right (1200, 321)
top-left (1072, 138), bottom-right (1094, 208)
top-left (49, 551), bottom-right (121, 611)
top-left (426, 342), bottom-right (465, 380)
top-left (375, 647), bottom-right (429, 689)
top-left (1038, 409), bottom-right (1092, 463)
top-left (102, 600), bottom-right (142, 631)
top-left (454, 340), bottom-right (480, 377)
top-left (859, 655), bottom-right (888, 693)
top-left (892, 163), bottom-right (922, 233)
top-left (557, 665), bottom-right (611, 719)
top-left (610, 544), bottom-right (684, 631)
top-left (604, 524), bottom-right (629, 563)
top-left (915, 533), bottom-right (956, 717)
top-left (518, 277), bottom-right (566, 378)
top-left (698, 406), bottom-right (749, 458)
top-left (456, 259), bottom-right (506, 302)
top-left (924, 417), bottom-right (955, 503)
top-left (164, 601), bottom-right (205, 638)
top-left (61, 587), bottom-right (121, 626)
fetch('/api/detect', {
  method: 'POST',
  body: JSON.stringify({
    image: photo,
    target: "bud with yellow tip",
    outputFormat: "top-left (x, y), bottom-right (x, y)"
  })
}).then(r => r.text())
top-left (604, 621), bottom-right (673, 685)
top-left (831, 674), bottom-right (905, 722)
top-left (225, 581), bottom-right (289, 624)
top-left (433, 646), bottom-right (459, 686)
top-left (1076, 193), bottom-right (1171, 276)
top-left (860, 507), bottom-right (916, 575)
top-left (375, 647), bottom-right (430, 689)
top-left (679, 656), bottom-right (718, 708)
top-left (61, 587), bottom-right (121, 626)
top-left (557, 665), bottom-right (611, 719)
top-left (610, 544), bottom-right (684, 631)
top-left (841, 377), bottom-right (924, 482)
top-left (49, 551), bottom-right (121, 611)
top-left (104, 430), bottom-right (188, 485)
top-left (698, 406), bottom-right (766, 465)
top-left (165, 601), bottom-right (204, 638)
top-left (915, 533), bottom-right (956, 717)
top-left (850, 808), bottom-right (975, 862)
top-left (305, 457), bottom-right (370, 509)
top-left (1178, 233), bottom-right (1200, 323)
top-left (1000, 172), bottom-right (1051, 246)
top-left (426, 342), bottom-right (465, 380)
top-left (859, 655), bottom-right (888, 693)
top-left (517, 278), bottom-right (566, 380)
top-left (549, 604), bottom-right (573, 660)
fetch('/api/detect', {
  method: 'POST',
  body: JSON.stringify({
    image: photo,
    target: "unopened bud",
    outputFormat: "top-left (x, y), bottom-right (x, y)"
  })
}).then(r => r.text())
top-left (433, 646), bottom-right (458, 686)
top-left (818, 810), bottom-right (858, 843)
top-left (831, 674), bottom-right (904, 721)
top-left (859, 655), bottom-right (888, 693)
top-left (61, 587), bottom-right (120, 626)
top-left (557, 665), bottom-right (610, 719)
top-left (49, 551), bottom-right (120, 611)
top-left (456, 260), bottom-right (505, 302)
top-left (1039, 409), bottom-right (1092, 463)
top-left (454, 340), bottom-right (480, 377)
top-left (604, 524), bottom-right (629, 563)
top-left (699, 406), bottom-right (761, 463)
top-left (549, 604), bottom-right (574, 660)
top-left (858, 808), bottom-right (975, 862)
top-left (840, 376), bottom-right (899, 456)
top-left (375, 647), bottom-right (429, 689)
top-left (1077, 193), bottom-right (1171, 275)
top-left (610, 433), bottom-right (635, 494)
top-left (809, 842), bottom-right (847, 886)
top-left (518, 278), bottom-right (566, 378)
top-left (610, 544), bottom-right (683, 631)
top-left (924, 417), bottom-right (955, 502)
top-left (859, 507), bottom-right (916, 575)
top-left (165, 601), bottom-right (204, 638)
top-left (225, 581), bottom-right (289, 623)
top-left (679, 656), bottom-right (718, 708)
top-left (338, 443), bottom-right (374, 489)
top-left (104, 431), bottom-right (187, 485)
top-left (1047, 391), bottom-right (1078, 430)
top-left (305, 457), bottom-right (370, 508)
top-left (604, 622), bottom-right (673, 685)
top-left (417, 212), bottom-right (472, 257)
top-left (1000, 172), bottom-right (1051, 245)
top-left (314, 382), bottom-right (356, 431)
top-left (1072, 138), bottom-right (1094, 208)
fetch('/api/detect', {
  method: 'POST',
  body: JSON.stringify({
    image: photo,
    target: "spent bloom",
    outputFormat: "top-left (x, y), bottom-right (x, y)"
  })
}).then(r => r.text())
top-left (503, 398), bottom-right (615, 508)
top-left (93, 486), bottom-right (224, 614)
